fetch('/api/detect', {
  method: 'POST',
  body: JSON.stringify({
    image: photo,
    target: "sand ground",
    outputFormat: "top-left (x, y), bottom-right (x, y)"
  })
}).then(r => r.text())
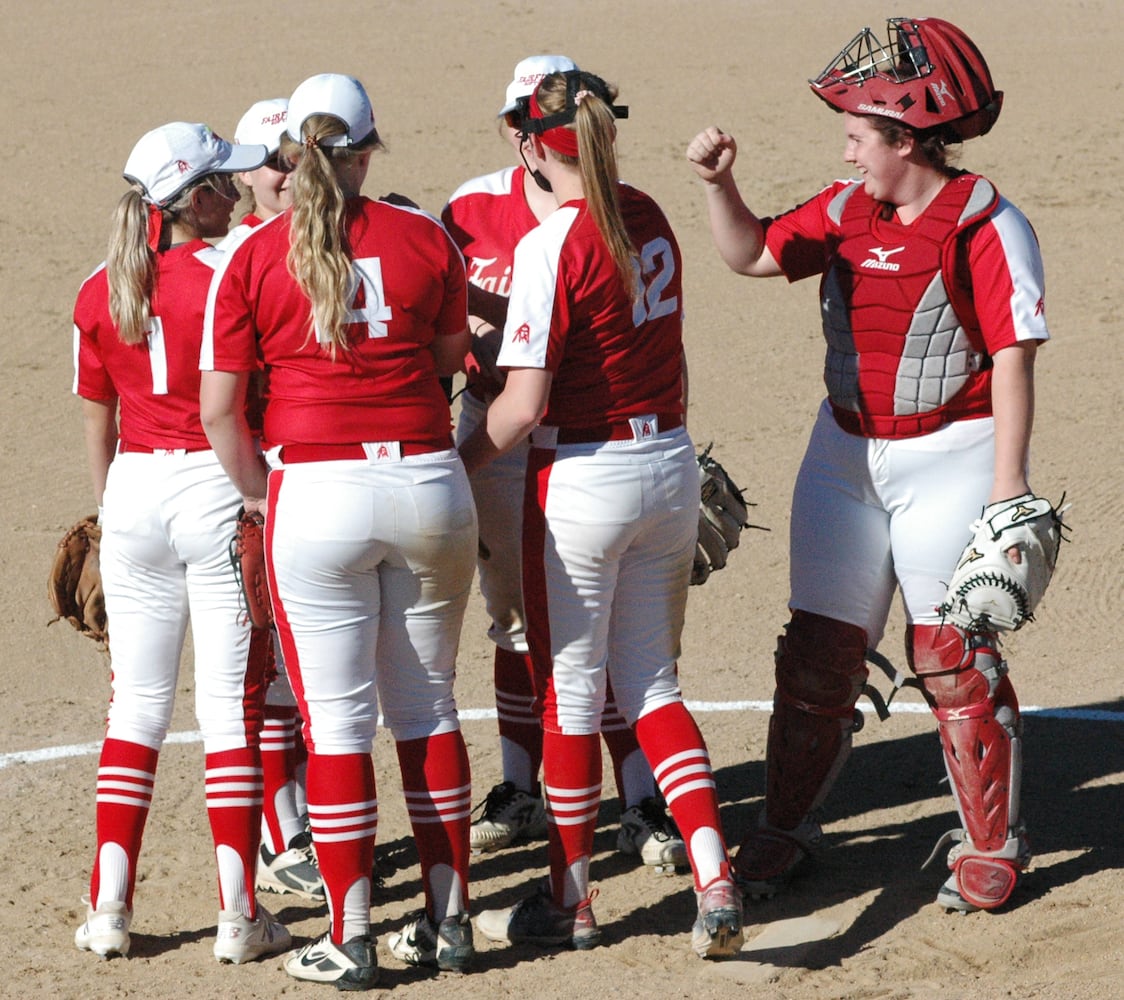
top-left (2, 1), bottom-right (1122, 997)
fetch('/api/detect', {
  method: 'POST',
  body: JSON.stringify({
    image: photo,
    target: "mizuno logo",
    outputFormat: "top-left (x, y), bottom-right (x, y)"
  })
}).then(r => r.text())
top-left (860, 245), bottom-right (905, 271)
top-left (930, 79), bottom-right (954, 106)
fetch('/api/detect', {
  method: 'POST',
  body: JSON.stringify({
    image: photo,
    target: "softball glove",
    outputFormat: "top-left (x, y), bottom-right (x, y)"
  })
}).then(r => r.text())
top-left (47, 514), bottom-right (107, 645)
top-left (230, 507), bottom-right (273, 629)
top-left (938, 493), bottom-right (1068, 632)
top-left (692, 444), bottom-right (759, 585)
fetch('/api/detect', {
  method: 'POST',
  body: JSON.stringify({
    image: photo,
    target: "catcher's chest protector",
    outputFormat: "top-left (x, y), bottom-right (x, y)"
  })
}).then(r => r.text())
top-left (820, 175), bottom-right (999, 437)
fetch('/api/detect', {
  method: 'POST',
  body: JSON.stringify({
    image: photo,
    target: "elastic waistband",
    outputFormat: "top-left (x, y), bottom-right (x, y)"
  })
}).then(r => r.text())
top-left (279, 442), bottom-right (441, 464)
top-left (118, 442), bottom-right (212, 455)
top-left (540, 413), bottom-right (683, 446)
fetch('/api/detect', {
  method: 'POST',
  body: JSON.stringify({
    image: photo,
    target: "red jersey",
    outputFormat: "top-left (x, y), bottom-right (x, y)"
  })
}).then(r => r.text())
top-left (204, 197), bottom-right (467, 449)
top-left (442, 166), bottom-right (537, 300)
top-left (496, 185), bottom-right (684, 428)
top-left (73, 240), bottom-right (222, 450)
top-left (442, 165), bottom-right (539, 398)
top-left (764, 174), bottom-right (1049, 438)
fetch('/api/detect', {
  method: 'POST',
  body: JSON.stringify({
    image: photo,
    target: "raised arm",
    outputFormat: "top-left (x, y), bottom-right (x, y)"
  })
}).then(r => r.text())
top-left (686, 127), bottom-right (783, 278)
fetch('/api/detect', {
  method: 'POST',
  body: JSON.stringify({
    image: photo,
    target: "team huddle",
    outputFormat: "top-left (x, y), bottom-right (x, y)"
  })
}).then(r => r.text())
top-left (67, 15), bottom-right (1061, 991)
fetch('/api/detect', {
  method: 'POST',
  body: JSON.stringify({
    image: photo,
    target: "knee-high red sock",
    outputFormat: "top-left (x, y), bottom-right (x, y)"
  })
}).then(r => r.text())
top-left (205, 745), bottom-right (263, 916)
top-left (542, 730), bottom-right (601, 908)
top-left (306, 752), bottom-right (376, 943)
top-left (396, 731), bottom-right (472, 920)
top-left (260, 705), bottom-right (301, 853)
top-left (90, 738), bottom-right (159, 911)
top-left (635, 703), bottom-right (730, 891)
top-left (494, 646), bottom-right (543, 792)
top-left (600, 688), bottom-right (652, 807)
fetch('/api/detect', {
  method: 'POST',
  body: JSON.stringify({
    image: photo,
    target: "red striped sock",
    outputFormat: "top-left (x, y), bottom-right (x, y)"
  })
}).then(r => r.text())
top-left (90, 738), bottom-right (158, 911)
top-left (494, 647), bottom-right (542, 791)
top-left (635, 703), bottom-right (730, 889)
top-left (542, 731), bottom-right (601, 907)
top-left (306, 752), bottom-right (377, 942)
top-left (205, 746), bottom-right (263, 914)
top-left (259, 706), bottom-right (300, 852)
top-left (396, 731), bottom-right (472, 918)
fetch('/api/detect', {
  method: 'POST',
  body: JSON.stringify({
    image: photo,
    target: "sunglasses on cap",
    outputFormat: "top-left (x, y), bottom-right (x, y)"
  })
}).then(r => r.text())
top-left (503, 97), bottom-right (532, 132)
top-left (263, 152), bottom-right (296, 174)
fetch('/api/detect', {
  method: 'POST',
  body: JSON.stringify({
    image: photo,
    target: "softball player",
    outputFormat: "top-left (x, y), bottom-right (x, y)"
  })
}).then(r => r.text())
top-left (217, 97), bottom-right (324, 903)
top-left (687, 16), bottom-right (1049, 912)
top-left (72, 121), bottom-right (291, 965)
top-left (461, 69), bottom-right (743, 960)
top-left (444, 54), bottom-right (686, 869)
top-left (201, 73), bottom-right (477, 987)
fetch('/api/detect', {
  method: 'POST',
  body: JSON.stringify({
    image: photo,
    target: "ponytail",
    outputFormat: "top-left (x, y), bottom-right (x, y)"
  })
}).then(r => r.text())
top-left (106, 182), bottom-right (199, 344)
top-left (106, 186), bottom-right (157, 345)
top-left (534, 72), bottom-right (636, 296)
top-left (282, 114), bottom-right (382, 353)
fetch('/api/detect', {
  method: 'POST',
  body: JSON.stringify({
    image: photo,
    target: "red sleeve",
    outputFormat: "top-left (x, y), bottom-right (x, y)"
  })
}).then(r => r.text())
top-left (764, 181), bottom-right (850, 282)
top-left (73, 266), bottom-right (117, 401)
top-left (205, 238), bottom-right (263, 373)
top-left (433, 226), bottom-right (469, 338)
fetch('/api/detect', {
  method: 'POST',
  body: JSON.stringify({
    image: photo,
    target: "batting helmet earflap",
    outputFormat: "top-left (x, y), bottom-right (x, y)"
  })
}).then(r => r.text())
top-left (809, 17), bottom-right (1003, 140)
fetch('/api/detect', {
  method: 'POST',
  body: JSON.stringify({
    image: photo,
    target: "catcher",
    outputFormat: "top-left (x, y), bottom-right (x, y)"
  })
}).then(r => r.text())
top-left (689, 16), bottom-right (1059, 913)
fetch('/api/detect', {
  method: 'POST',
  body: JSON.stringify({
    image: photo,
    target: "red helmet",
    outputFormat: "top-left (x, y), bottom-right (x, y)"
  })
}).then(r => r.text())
top-left (809, 17), bottom-right (1003, 140)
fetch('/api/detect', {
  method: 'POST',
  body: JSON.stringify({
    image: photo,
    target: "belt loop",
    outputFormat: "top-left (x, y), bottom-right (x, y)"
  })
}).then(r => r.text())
top-left (362, 442), bottom-right (402, 462)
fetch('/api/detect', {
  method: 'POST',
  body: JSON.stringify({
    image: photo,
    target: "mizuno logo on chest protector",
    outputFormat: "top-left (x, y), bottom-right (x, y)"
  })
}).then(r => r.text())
top-left (861, 245), bottom-right (905, 270)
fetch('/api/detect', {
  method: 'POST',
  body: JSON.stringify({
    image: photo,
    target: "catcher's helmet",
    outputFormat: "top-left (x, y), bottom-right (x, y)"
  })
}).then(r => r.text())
top-left (809, 17), bottom-right (1003, 140)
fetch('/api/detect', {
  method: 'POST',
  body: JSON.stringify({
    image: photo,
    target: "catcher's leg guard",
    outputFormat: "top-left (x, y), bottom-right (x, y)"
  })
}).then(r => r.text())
top-left (910, 624), bottom-right (1030, 912)
top-left (734, 611), bottom-right (868, 894)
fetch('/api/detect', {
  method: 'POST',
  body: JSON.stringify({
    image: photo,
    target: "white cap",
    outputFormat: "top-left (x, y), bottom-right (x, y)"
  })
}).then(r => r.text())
top-left (235, 98), bottom-right (289, 154)
top-left (123, 122), bottom-right (267, 207)
top-left (286, 73), bottom-right (376, 148)
top-left (498, 54), bottom-right (578, 116)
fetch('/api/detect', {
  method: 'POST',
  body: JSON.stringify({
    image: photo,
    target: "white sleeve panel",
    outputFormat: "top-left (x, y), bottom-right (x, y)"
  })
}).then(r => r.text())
top-left (990, 198), bottom-right (1050, 344)
top-left (497, 206), bottom-right (578, 370)
top-left (200, 239), bottom-right (237, 371)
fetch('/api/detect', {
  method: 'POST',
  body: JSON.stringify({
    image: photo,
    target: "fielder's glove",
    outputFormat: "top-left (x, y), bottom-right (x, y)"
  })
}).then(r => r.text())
top-left (938, 493), bottom-right (1069, 631)
top-left (229, 507), bottom-right (273, 629)
top-left (692, 444), bottom-right (762, 585)
top-left (47, 514), bottom-right (107, 646)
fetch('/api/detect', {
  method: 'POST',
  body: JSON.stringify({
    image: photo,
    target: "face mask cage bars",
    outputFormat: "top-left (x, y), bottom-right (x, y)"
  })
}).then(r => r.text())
top-left (810, 18), bottom-right (934, 89)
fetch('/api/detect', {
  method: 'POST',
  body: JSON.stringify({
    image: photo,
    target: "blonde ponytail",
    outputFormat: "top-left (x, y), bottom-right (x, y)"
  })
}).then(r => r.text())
top-left (283, 114), bottom-right (382, 353)
top-left (106, 186), bottom-right (157, 344)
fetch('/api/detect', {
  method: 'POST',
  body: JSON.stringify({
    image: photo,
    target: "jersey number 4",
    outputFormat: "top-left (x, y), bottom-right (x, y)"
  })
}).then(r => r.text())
top-left (315, 256), bottom-right (394, 343)
top-left (631, 237), bottom-right (678, 327)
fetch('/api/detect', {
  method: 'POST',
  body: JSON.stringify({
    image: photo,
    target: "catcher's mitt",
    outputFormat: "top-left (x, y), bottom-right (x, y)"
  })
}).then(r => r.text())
top-left (692, 444), bottom-right (763, 585)
top-left (229, 507), bottom-right (273, 629)
top-left (47, 514), bottom-right (108, 645)
top-left (938, 493), bottom-right (1069, 632)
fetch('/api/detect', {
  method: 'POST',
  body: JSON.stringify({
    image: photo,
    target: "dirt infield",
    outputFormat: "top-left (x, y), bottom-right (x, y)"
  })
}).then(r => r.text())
top-left (3, 2), bottom-right (1121, 998)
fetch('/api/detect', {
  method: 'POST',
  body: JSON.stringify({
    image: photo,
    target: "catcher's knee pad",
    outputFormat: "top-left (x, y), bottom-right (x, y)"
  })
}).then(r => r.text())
top-left (764, 611), bottom-right (869, 831)
top-left (910, 624), bottom-right (1028, 907)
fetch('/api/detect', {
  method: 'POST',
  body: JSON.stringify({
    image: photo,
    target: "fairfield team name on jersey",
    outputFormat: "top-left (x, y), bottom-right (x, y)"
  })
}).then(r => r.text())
top-left (467, 257), bottom-right (513, 297)
top-left (860, 245), bottom-right (906, 271)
